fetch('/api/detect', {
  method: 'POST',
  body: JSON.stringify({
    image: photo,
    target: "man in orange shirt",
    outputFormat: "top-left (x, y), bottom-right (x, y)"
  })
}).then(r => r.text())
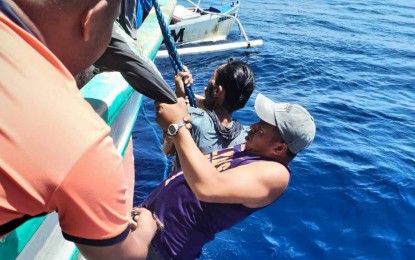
top-left (0, 0), bottom-right (161, 258)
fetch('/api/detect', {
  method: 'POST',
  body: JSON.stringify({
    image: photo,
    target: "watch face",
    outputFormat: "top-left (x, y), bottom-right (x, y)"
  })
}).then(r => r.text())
top-left (168, 124), bottom-right (177, 135)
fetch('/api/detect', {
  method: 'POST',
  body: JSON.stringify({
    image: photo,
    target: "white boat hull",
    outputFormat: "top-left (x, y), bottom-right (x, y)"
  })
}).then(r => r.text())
top-left (169, 3), bottom-right (240, 45)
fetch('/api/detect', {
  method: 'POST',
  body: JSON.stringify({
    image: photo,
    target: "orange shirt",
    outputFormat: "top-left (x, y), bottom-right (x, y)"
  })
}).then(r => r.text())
top-left (0, 13), bottom-right (131, 245)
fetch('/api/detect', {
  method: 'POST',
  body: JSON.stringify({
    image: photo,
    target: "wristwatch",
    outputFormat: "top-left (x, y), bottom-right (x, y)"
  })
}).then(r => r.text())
top-left (166, 122), bottom-right (186, 136)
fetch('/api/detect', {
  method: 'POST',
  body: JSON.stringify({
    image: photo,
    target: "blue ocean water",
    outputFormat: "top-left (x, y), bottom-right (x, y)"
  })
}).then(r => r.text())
top-left (133, 0), bottom-right (415, 258)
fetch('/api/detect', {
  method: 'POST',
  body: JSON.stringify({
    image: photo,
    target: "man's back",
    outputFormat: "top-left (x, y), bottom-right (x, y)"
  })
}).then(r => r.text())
top-left (188, 106), bottom-right (249, 154)
top-left (0, 13), bottom-right (131, 242)
top-left (1, 0), bottom-right (161, 257)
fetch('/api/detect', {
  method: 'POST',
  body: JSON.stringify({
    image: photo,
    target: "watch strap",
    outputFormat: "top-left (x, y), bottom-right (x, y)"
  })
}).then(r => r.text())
top-left (167, 121), bottom-right (186, 136)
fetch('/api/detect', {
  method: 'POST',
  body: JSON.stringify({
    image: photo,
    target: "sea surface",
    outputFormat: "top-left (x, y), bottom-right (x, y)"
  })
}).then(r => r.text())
top-left (132, 0), bottom-right (415, 258)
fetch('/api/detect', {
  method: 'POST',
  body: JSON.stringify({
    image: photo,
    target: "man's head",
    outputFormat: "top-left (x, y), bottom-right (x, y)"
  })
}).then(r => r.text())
top-left (245, 94), bottom-right (316, 162)
top-left (204, 60), bottom-right (255, 112)
top-left (14, 0), bottom-right (122, 75)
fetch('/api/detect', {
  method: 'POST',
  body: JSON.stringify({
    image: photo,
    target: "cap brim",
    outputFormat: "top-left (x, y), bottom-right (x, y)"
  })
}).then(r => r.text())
top-left (254, 93), bottom-right (277, 127)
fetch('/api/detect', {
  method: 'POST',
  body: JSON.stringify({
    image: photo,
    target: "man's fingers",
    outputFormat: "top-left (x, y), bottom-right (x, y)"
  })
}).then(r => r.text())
top-left (129, 209), bottom-right (139, 231)
top-left (183, 116), bottom-right (192, 129)
top-left (183, 116), bottom-right (191, 123)
top-left (154, 102), bottom-right (165, 115)
top-left (154, 101), bottom-right (161, 108)
top-left (130, 221), bottom-right (138, 231)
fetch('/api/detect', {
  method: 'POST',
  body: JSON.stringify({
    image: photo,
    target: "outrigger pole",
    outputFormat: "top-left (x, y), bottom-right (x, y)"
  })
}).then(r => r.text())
top-left (156, 39), bottom-right (264, 58)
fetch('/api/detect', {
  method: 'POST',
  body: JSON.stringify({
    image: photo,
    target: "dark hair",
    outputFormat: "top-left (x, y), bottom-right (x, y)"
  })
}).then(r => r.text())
top-left (215, 60), bottom-right (255, 113)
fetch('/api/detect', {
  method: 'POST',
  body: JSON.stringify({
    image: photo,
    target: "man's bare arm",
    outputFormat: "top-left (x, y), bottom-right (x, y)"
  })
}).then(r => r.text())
top-left (76, 208), bottom-right (157, 260)
top-left (156, 99), bottom-right (289, 208)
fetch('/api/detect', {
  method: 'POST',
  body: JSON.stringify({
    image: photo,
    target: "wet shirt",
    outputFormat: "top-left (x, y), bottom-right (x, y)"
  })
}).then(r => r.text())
top-left (188, 106), bottom-right (249, 154)
top-left (142, 144), bottom-right (287, 259)
top-left (0, 13), bottom-right (131, 245)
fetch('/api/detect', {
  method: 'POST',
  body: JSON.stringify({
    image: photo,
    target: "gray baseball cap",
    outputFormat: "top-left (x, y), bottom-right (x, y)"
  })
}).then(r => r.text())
top-left (254, 94), bottom-right (316, 154)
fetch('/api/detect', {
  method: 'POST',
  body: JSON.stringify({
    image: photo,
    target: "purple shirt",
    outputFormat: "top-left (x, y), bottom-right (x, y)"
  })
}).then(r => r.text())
top-left (142, 144), bottom-right (289, 259)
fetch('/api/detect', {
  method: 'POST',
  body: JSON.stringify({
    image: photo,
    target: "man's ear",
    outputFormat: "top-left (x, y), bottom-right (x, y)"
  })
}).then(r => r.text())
top-left (81, 1), bottom-right (107, 41)
top-left (273, 142), bottom-right (288, 156)
top-left (215, 85), bottom-right (224, 96)
top-left (214, 85), bottom-right (226, 104)
top-left (82, 9), bottom-right (94, 41)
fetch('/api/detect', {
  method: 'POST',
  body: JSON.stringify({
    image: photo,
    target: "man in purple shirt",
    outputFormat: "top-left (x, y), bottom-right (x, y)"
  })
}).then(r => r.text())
top-left (137, 93), bottom-right (316, 259)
